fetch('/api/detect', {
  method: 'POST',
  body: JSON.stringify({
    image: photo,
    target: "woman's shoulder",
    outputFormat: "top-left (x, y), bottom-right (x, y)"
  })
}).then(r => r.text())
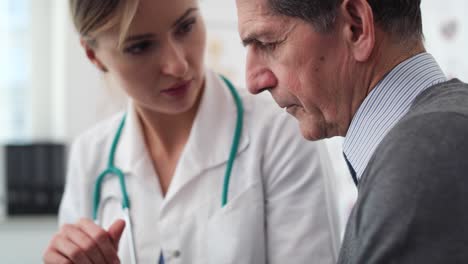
top-left (238, 89), bottom-right (298, 132)
top-left (71, 111), bottom-right (125, 153)
top-left (65, 111), bottom-right (126, 188)
top-left (206, 70), bottom-right (293, 132)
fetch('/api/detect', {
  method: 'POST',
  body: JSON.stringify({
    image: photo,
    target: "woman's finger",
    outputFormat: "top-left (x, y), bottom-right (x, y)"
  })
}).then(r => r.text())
top-left (61, 223), bottom-right (107, 263)
top-left (77, 218), bottom-right (120, 264)
top-left (50, 233), bottom-right (93, 264)
top-left (43, 248), bottom-right (72, 264)
top-left (107, 219), bottom-right (126, 249)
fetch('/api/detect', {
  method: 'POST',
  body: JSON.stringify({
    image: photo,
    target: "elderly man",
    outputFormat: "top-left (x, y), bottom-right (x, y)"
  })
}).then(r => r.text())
top-left (236, 0), bottom-right (468, 263)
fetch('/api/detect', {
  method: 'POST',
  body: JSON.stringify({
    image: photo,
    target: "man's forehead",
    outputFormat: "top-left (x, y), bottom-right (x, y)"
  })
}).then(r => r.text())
top-left (236, 0), bottom-right (274, 20)
top-left (236, 0), bottom-right (287, 35)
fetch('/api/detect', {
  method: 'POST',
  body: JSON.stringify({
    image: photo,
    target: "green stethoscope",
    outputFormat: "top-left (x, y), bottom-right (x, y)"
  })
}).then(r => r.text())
top-left (92, 76), bottom-right (243, 264)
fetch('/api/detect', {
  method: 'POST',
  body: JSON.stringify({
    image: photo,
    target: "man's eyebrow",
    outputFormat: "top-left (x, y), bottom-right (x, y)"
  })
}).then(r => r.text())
top-left (173, 7), bottom-right (198, 27)
top-left (242, 33), bottom-right (260, 47)
top-left (242, 30), bottom-right (272, 46)
top-left (242, 29), bottom-right (276, 47)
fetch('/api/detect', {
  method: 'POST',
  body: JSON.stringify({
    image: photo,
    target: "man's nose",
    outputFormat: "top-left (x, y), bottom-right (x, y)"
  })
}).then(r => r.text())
top-left (245, 48), bottom-right (278, 94)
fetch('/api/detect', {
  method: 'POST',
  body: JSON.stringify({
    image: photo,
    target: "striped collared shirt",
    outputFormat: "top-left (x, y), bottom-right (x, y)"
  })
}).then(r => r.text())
top-left (343, 53), bottom-right (447, 181)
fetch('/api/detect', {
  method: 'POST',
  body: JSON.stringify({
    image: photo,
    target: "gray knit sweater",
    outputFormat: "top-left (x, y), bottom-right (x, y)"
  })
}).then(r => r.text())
top-left (338, 79), bottom-right (468, 264)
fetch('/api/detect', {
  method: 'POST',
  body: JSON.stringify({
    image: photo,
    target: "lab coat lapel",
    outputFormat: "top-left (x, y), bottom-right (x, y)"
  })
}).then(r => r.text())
top-left (164, 70), bottom-right (250, 204)
top-left (112, 71), bottom-right (249, 205)
top-left (114, 102), bottom-right (164, 198)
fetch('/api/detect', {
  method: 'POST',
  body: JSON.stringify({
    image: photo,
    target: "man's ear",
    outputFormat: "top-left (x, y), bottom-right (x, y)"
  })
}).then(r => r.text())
top-left (80, 38), bottom-right (108, 72)
top-left (339, 0), bottom-right (375, 62)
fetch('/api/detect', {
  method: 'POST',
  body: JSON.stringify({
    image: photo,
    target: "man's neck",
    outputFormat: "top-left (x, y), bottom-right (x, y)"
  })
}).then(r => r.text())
top-left (366, 35), bottom-right (426, 97)
top-left (341, 34), bottom-right (425, 137)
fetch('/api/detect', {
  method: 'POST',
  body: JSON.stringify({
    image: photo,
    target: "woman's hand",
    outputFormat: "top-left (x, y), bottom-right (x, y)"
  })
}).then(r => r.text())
top-left (43, 218), bottom-right (125, 264)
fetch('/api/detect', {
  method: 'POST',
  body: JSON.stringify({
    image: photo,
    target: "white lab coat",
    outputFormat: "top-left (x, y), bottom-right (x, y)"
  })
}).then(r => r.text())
top-left (59, 69), bottom-right (341, 264)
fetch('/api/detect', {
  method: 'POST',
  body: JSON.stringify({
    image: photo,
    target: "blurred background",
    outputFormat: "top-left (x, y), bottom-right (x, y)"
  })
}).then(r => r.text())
top-left (0, 0), bottom-right (467, 262)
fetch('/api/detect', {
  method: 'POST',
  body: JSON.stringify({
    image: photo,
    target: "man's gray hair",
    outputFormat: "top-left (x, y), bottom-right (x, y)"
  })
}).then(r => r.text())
top-left (267, 0), bottom-right (423, 39)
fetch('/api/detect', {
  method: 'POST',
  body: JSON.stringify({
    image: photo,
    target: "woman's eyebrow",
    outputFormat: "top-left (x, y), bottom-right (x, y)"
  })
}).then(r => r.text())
top-left (123, 7), bottom-right (199, 44)
top-left (173, 7), bottom-right (198, 27)
top-left (124, 33), bottom-right (155, 43)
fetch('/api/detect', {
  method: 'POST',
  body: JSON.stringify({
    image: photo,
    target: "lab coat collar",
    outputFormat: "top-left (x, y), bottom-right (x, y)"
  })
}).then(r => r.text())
top-left (180, 70), bottom-right (250, 166)
top-left (165, 69), bottom-right (250, 200)
top-left (116, 100), bottom-right (147, 175)
top-left (114, 69), bottom-right (250, 196)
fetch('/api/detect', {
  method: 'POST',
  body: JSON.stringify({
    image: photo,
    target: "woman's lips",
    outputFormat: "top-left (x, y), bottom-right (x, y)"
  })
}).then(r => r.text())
top-left (161, 80), bottom-right (192, 97)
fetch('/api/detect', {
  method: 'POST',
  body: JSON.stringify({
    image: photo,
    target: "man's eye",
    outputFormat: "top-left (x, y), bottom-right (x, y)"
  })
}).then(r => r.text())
top-left (256, 41), bottom-right (280, 51)
top-left (123, 41), bottom-right (153, 55)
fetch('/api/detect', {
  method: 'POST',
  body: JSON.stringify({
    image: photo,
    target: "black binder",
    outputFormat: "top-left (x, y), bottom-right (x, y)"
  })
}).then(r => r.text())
top-left (5, 143), bottom-right (66, 215)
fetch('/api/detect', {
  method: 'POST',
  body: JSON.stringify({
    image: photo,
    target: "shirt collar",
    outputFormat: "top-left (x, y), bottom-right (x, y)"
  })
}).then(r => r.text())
top-left (343, 53), bottom-right (447, 180)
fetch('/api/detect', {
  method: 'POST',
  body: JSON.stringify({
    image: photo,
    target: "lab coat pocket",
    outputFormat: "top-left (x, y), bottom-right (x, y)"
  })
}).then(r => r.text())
top-left (205, 183), bottom-right (266, 264)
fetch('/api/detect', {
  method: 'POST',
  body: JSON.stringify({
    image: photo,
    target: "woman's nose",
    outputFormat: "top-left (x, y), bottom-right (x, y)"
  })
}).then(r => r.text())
top-left (160, 42), bottom-right (189, 78)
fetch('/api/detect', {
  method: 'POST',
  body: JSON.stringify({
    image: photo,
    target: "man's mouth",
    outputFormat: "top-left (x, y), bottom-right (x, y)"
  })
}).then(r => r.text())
top-left (284, 105), bottom-right (302, 116)
top-left (283, 104), bottom-right (298, 110)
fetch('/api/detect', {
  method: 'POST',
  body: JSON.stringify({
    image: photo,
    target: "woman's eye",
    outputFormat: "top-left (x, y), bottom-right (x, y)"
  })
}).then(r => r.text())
top-left (123, 41), bottom-right (152, 55)
top-left (176, 18), bottom-right (196, 36)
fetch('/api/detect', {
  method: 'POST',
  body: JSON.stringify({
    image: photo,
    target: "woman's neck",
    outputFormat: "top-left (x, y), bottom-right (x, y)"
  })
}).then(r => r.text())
top-left (136, 97), bottom-right (201, 159)
top-left (136, 89), bottom-right (204, 196)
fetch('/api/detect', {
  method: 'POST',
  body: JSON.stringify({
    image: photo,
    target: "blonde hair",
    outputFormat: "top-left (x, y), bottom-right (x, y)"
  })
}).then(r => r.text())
top-left (69, 0), bottom-right (140, 48)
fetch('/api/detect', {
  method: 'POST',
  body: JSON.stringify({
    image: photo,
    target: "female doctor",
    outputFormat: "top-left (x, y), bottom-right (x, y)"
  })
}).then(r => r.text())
top-left (43, 0), bottom-right (341, 263)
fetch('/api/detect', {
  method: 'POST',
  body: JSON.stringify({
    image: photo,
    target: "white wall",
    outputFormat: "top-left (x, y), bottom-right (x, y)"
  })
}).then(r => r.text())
top-left (0, 0), bottom-right (11, 142)
top-left (28, 1), bottom-right (53, 141)
top-left (7, 0), bottom-right (117, 142)
top-left (422, 0), bottom-right (468, 82)
top-left (52, 3), bottom-right (126, 142)
top-left (0, 2), bottom-right (10, 218)
top-left (59, 22), bottom-right (127, 142)
top-left (201, 1), bottom-right (247, 86)
top-left (0, 146), bottom-right (5, 220)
